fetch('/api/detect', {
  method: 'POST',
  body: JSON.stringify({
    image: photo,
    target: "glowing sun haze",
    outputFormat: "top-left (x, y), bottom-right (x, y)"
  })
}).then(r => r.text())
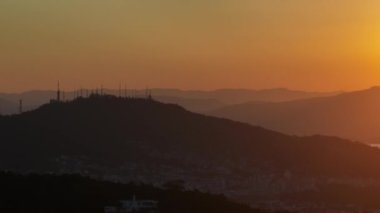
top-left (1, 0), bottom-right (380, 92)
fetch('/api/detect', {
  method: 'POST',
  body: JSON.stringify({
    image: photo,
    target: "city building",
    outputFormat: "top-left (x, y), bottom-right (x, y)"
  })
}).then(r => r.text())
top-left (104, 196), bottom-right (158, 213)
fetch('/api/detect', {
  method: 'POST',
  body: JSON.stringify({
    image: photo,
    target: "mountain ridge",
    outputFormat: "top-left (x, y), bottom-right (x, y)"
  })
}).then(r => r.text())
top-left (0, 95), bottom-right (379, 177)
top-left (3, 95), bottom-right (380, 211)
top-left (0, 88), bottom-right (339, 114)
top-left (209, 86), bottom-right (380, 143)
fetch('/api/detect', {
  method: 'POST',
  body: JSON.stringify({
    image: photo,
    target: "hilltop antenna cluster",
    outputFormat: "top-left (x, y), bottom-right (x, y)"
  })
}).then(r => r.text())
top-left (51, 82), bottom-right (154, 102)
top-left (145, 88), bottom-right (153, 100)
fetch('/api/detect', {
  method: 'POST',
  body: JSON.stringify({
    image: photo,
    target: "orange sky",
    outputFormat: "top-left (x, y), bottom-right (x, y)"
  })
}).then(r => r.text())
top-left (1, 0), bottom-right (380, 92)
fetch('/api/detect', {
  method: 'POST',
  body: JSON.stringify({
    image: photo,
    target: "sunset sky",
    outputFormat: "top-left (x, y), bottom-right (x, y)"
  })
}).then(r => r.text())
top-left (1, 0), bottom-right (380, 92)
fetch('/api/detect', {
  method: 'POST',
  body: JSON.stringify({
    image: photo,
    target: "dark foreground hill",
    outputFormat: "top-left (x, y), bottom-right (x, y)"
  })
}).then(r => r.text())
top-left (1, 95), bottom-right (380, 211)
top-left (0, 172), bottom-right (276, 213)
top-left (210, 86), bottom-right (380, 144)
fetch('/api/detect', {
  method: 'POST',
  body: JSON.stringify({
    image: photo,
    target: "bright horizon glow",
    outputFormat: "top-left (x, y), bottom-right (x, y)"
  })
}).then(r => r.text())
top-left (1, 0), bottom-right (380, 93)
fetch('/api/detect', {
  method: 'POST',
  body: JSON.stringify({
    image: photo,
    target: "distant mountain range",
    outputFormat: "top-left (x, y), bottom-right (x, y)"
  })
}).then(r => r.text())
top-left (0, 98), bottom-right (14, 114)
top-left (0, 88), bottom-right (338, 114)
top-left (145, 88), bottom-right (339, 105)
top-left (210, 86), bottom-right (380, 144)
top-left (1, 95), bottom-right (380, 211)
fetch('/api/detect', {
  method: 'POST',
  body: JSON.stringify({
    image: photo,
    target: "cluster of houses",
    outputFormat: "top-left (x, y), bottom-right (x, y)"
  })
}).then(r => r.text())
top-left (104, 196), bottom-right (158, 213)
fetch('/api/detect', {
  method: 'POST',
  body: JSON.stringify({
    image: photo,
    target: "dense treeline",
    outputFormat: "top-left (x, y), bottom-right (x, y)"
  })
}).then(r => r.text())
top-left (0, 172), bottom-right (291, 213)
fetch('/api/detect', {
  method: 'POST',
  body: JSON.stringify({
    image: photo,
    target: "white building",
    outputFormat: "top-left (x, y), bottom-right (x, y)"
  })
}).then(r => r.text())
top-left (104, 196), bottom-right (158, 213)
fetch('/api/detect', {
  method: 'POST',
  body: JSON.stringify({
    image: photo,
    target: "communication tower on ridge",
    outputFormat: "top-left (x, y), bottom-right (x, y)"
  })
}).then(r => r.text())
top-left (57, 81), bottom-right (61, 102)
top-left (145, 88), bottom-right (152, 100)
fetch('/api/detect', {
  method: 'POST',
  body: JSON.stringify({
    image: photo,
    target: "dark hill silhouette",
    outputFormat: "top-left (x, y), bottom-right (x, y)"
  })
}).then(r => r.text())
top-left (3, 95), bottom-right (380, 211)
top-left (210, 86), bottom-right (380, 144)
top-left (1, 95), bottom-right (380, 178)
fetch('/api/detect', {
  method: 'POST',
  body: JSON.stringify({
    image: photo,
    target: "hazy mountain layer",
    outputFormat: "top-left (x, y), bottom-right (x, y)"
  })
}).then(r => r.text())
top-left (210, 86), bottom-right (380, 144)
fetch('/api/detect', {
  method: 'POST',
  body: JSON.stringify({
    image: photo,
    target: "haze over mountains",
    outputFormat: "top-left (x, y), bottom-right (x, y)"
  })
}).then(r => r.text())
top-left (2, 95), bottom-right (380, 211)
top-left (0, 88), bottom-right (338, 114)
top-left (210, 86), bottom-right (380, 144)
top-left (0, 98), bottom-right (13, 115)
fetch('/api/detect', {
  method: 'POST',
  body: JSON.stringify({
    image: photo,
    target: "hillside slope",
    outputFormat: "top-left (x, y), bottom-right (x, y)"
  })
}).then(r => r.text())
top-left (1, 95), bottom-right (380, 177)
top-left (2, 95), bottom-right (380, 211)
